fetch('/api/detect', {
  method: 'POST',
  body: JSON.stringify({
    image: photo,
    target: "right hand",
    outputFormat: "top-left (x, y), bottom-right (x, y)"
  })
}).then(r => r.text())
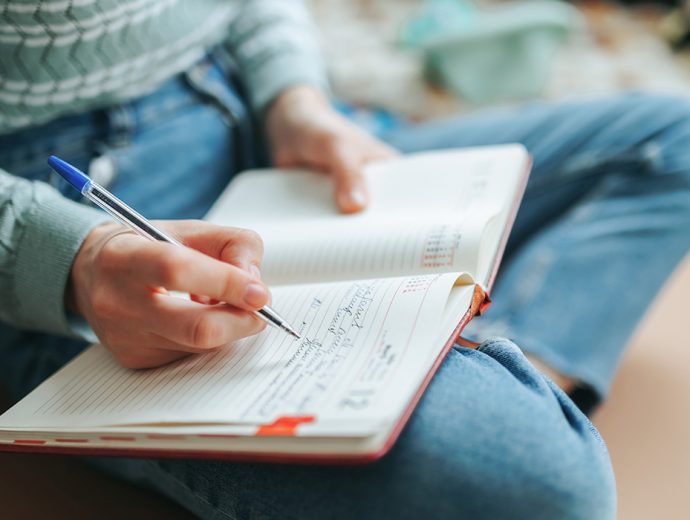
top-left (67, 220), bottom-right (270, 369)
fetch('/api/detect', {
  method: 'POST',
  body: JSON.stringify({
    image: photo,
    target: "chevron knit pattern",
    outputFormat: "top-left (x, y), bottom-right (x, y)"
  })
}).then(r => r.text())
top-left (0, 0), bottom-right (327, 134)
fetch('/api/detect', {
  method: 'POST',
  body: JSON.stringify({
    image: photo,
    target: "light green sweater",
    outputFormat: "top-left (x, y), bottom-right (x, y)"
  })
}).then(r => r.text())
top-left (0, 0), bottom-right (327, 337)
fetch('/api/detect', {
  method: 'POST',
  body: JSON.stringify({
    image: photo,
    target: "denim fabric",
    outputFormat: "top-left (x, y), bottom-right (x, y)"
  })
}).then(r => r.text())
top-left (384, 94), bottom-right (690, 400)
top-left (4, 60), bottom-right (690, 517)
top-left (87, 340), bottom-right (615, 520)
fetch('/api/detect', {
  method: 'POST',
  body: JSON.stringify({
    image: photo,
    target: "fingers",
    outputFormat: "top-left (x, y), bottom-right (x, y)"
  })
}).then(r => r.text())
top-left (103, 234), bottom-right (270, 310)
top-left (151, 246), bottom-right (268, 309)
top-left (266, 92), bottom-right (400, 214)
top-left (157, 221), bottom-right (264, 273)
top-left (145, 294), bottom-right (267, 350)
top-left (217, 229), bottom-right (264, 277)
top-left (98, 293), bottom-right (268, 369)
top-left (330, 145), bottom-right (369, 213)
top-left (328, 136), bottom-right (399, 214)
top-left (79, 221), bottom-right (272, 371)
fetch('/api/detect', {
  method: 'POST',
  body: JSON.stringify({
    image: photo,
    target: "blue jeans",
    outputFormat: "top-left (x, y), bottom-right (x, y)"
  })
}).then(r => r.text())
top-left (3, 53), bottom-right (690, 518)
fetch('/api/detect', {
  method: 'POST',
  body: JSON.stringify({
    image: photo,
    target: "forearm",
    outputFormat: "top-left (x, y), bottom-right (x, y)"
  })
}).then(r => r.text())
top-left (226, 0), bottom-right (329, 114)
top-left (0, 169), bottom-right (109, 336)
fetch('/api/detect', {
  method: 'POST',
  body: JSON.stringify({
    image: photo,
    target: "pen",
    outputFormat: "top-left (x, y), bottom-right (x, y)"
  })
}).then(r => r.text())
top-left (48, 155), bottom-right (301, 340)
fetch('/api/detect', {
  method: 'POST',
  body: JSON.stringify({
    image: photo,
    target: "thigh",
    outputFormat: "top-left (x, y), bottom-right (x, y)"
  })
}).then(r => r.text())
top-left (88, 340), bottom-right (615, 520)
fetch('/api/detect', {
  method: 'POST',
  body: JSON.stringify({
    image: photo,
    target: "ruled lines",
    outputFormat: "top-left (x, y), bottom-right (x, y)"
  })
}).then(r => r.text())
top-left (27, 275), bottom-right (448, 425)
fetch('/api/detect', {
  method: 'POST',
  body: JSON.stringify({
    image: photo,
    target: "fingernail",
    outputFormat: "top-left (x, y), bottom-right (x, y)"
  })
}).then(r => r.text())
top-left (250, 264), bottom-right (261, 280)
top-left (349, 187), bottom-right (367, 208)
top-left (244, 283), bottom-right (268, 307)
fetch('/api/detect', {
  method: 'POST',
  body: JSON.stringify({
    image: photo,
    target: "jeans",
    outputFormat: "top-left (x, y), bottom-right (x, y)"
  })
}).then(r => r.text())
top-left (3, 52), bottom-right (690, 518)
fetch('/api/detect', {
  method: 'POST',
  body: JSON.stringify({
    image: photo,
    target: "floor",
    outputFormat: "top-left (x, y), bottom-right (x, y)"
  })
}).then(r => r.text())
top-left (0, 449), bottom-right (193, 519)
top-left (592, 256), bottom-right (690, 520)
top-left (310, 0), bottom-right (690, 119)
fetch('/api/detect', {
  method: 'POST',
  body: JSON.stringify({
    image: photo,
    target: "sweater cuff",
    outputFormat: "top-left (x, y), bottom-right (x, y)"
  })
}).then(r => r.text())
top-left (246, 52), bottom-right (330, 114)
top-left (13, 183), bottom-right (110, 337)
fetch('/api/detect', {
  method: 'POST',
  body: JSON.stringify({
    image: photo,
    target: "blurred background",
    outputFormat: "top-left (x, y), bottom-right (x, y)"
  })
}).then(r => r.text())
top-left (307, 1), bottom-right (690, 518)
top-left (310, 0), bottom-right (690, 118)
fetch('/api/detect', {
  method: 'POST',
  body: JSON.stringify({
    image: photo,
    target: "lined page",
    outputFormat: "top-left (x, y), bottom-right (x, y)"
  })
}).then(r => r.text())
top-left (207, 145), bottom-right (528, 285)
top-left (0, 273), bottom-right (471, 433)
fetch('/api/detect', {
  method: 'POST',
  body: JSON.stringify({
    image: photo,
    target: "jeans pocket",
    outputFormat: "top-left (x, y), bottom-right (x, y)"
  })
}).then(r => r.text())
top-left (184, 62), bottom-right (243, 129)
top-left (182, 49), bottom-right (258, 171)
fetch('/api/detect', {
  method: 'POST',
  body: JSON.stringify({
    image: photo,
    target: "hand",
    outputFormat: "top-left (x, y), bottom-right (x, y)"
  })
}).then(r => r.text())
top-left (67, 221), bottom-right (270, 369)
top-left (265, 85), bottom-right (398, 213)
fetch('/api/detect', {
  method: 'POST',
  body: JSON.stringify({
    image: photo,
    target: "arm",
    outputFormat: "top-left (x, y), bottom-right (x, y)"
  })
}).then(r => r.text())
top-left (1, 170), bottom-right (271, 369)
top-left (227, 1), bottom-right (397, 213)
top-left (0, 169), bottom-right (109, 336)
top-left (225, 0), bottom-right (329, 113)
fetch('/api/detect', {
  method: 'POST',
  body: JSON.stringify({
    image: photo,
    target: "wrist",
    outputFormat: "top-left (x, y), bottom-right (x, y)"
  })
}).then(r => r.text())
top-left (267, 85), bottom-right (331, 123)
top-left (66, 222), bottom-right (118, 317)
top-left (275, 84), bottom-right (329, 106)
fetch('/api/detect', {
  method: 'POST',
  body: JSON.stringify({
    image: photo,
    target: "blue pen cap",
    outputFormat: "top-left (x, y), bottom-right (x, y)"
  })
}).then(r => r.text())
top-left (47, 155), bottom-right (91, 193)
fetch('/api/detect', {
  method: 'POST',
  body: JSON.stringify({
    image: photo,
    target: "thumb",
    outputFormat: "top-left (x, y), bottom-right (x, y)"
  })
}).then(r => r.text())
top-left (330, 147), bottom-right (368, 213)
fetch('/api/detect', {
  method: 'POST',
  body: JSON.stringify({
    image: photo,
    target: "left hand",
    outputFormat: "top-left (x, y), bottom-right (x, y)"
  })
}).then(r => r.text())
top-left (265, 85), bottom-right (399, 213)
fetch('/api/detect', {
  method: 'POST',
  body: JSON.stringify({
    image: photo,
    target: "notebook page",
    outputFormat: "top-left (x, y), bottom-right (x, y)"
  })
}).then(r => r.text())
top-left (207, 145), bottom-right (528, 285)
top-left (0, 273), bottom-right (471, 434)
top-left (253, 217), bottom-right (485, 286)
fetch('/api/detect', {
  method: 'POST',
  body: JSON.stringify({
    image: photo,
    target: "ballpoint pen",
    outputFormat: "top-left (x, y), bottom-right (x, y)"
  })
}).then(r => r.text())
top-left (48, 155), bottom-right (301, 340)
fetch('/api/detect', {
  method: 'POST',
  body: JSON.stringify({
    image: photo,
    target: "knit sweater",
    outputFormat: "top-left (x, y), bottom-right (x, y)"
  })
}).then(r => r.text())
top-left (0, 0), bottom-right (327, 336)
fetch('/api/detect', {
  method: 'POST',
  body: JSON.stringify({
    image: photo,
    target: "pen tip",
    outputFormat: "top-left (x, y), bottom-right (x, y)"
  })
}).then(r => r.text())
top-left (288, 329), bottom-right (301, 340)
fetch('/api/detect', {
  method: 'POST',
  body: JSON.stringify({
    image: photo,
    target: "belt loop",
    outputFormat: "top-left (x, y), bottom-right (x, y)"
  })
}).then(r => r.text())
top-left (183, 62), bottom-right (240, 128)
top-left (210, 44), bottom-right (262, 170)
top-left (105, 104), bottom-right (135, 149)
top-left (183, 48), bottom-right (261, 171)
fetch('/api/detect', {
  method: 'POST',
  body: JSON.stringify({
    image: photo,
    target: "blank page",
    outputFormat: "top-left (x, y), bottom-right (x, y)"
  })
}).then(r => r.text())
top-left (207, 145), bottom-right (528, 285)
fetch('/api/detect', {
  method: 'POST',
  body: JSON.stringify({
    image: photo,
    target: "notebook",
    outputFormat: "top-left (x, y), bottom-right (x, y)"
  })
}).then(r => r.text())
top-left (0, 144), bottom-right (530, 463)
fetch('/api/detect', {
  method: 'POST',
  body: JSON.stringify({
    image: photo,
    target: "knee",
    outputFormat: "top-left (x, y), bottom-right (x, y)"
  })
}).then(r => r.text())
top-left (470, 340), bottom-right (615, 519)
top-left (388, 340), bottom-right (616, 519)
top-left (475, 423), bottom-right (616, 520)
top-left (475, 383), bottom-right (617, 520)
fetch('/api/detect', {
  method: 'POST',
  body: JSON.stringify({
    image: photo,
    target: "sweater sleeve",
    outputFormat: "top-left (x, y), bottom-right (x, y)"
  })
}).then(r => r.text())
top-left (0, 169), bottom-right (110, 337)
top-left (225, 0), bottom-right (329, 113)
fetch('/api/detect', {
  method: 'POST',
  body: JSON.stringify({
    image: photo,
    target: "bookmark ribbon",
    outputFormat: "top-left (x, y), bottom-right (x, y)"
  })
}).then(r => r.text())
top-left (256, 416), bottom-right (316, 437)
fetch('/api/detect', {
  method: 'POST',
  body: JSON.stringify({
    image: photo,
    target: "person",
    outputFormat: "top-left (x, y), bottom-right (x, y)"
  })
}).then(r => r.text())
top-left (1, 1), bottom-right (689, 518)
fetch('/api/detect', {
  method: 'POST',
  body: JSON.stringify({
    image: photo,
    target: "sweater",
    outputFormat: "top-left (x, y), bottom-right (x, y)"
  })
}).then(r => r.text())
top-left (0, 0), bottom-right (327, 336)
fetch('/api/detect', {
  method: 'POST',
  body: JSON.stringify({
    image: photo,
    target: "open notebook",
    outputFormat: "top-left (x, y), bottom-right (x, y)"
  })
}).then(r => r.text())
top-left (0, 144), bottom-right (530, 462)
